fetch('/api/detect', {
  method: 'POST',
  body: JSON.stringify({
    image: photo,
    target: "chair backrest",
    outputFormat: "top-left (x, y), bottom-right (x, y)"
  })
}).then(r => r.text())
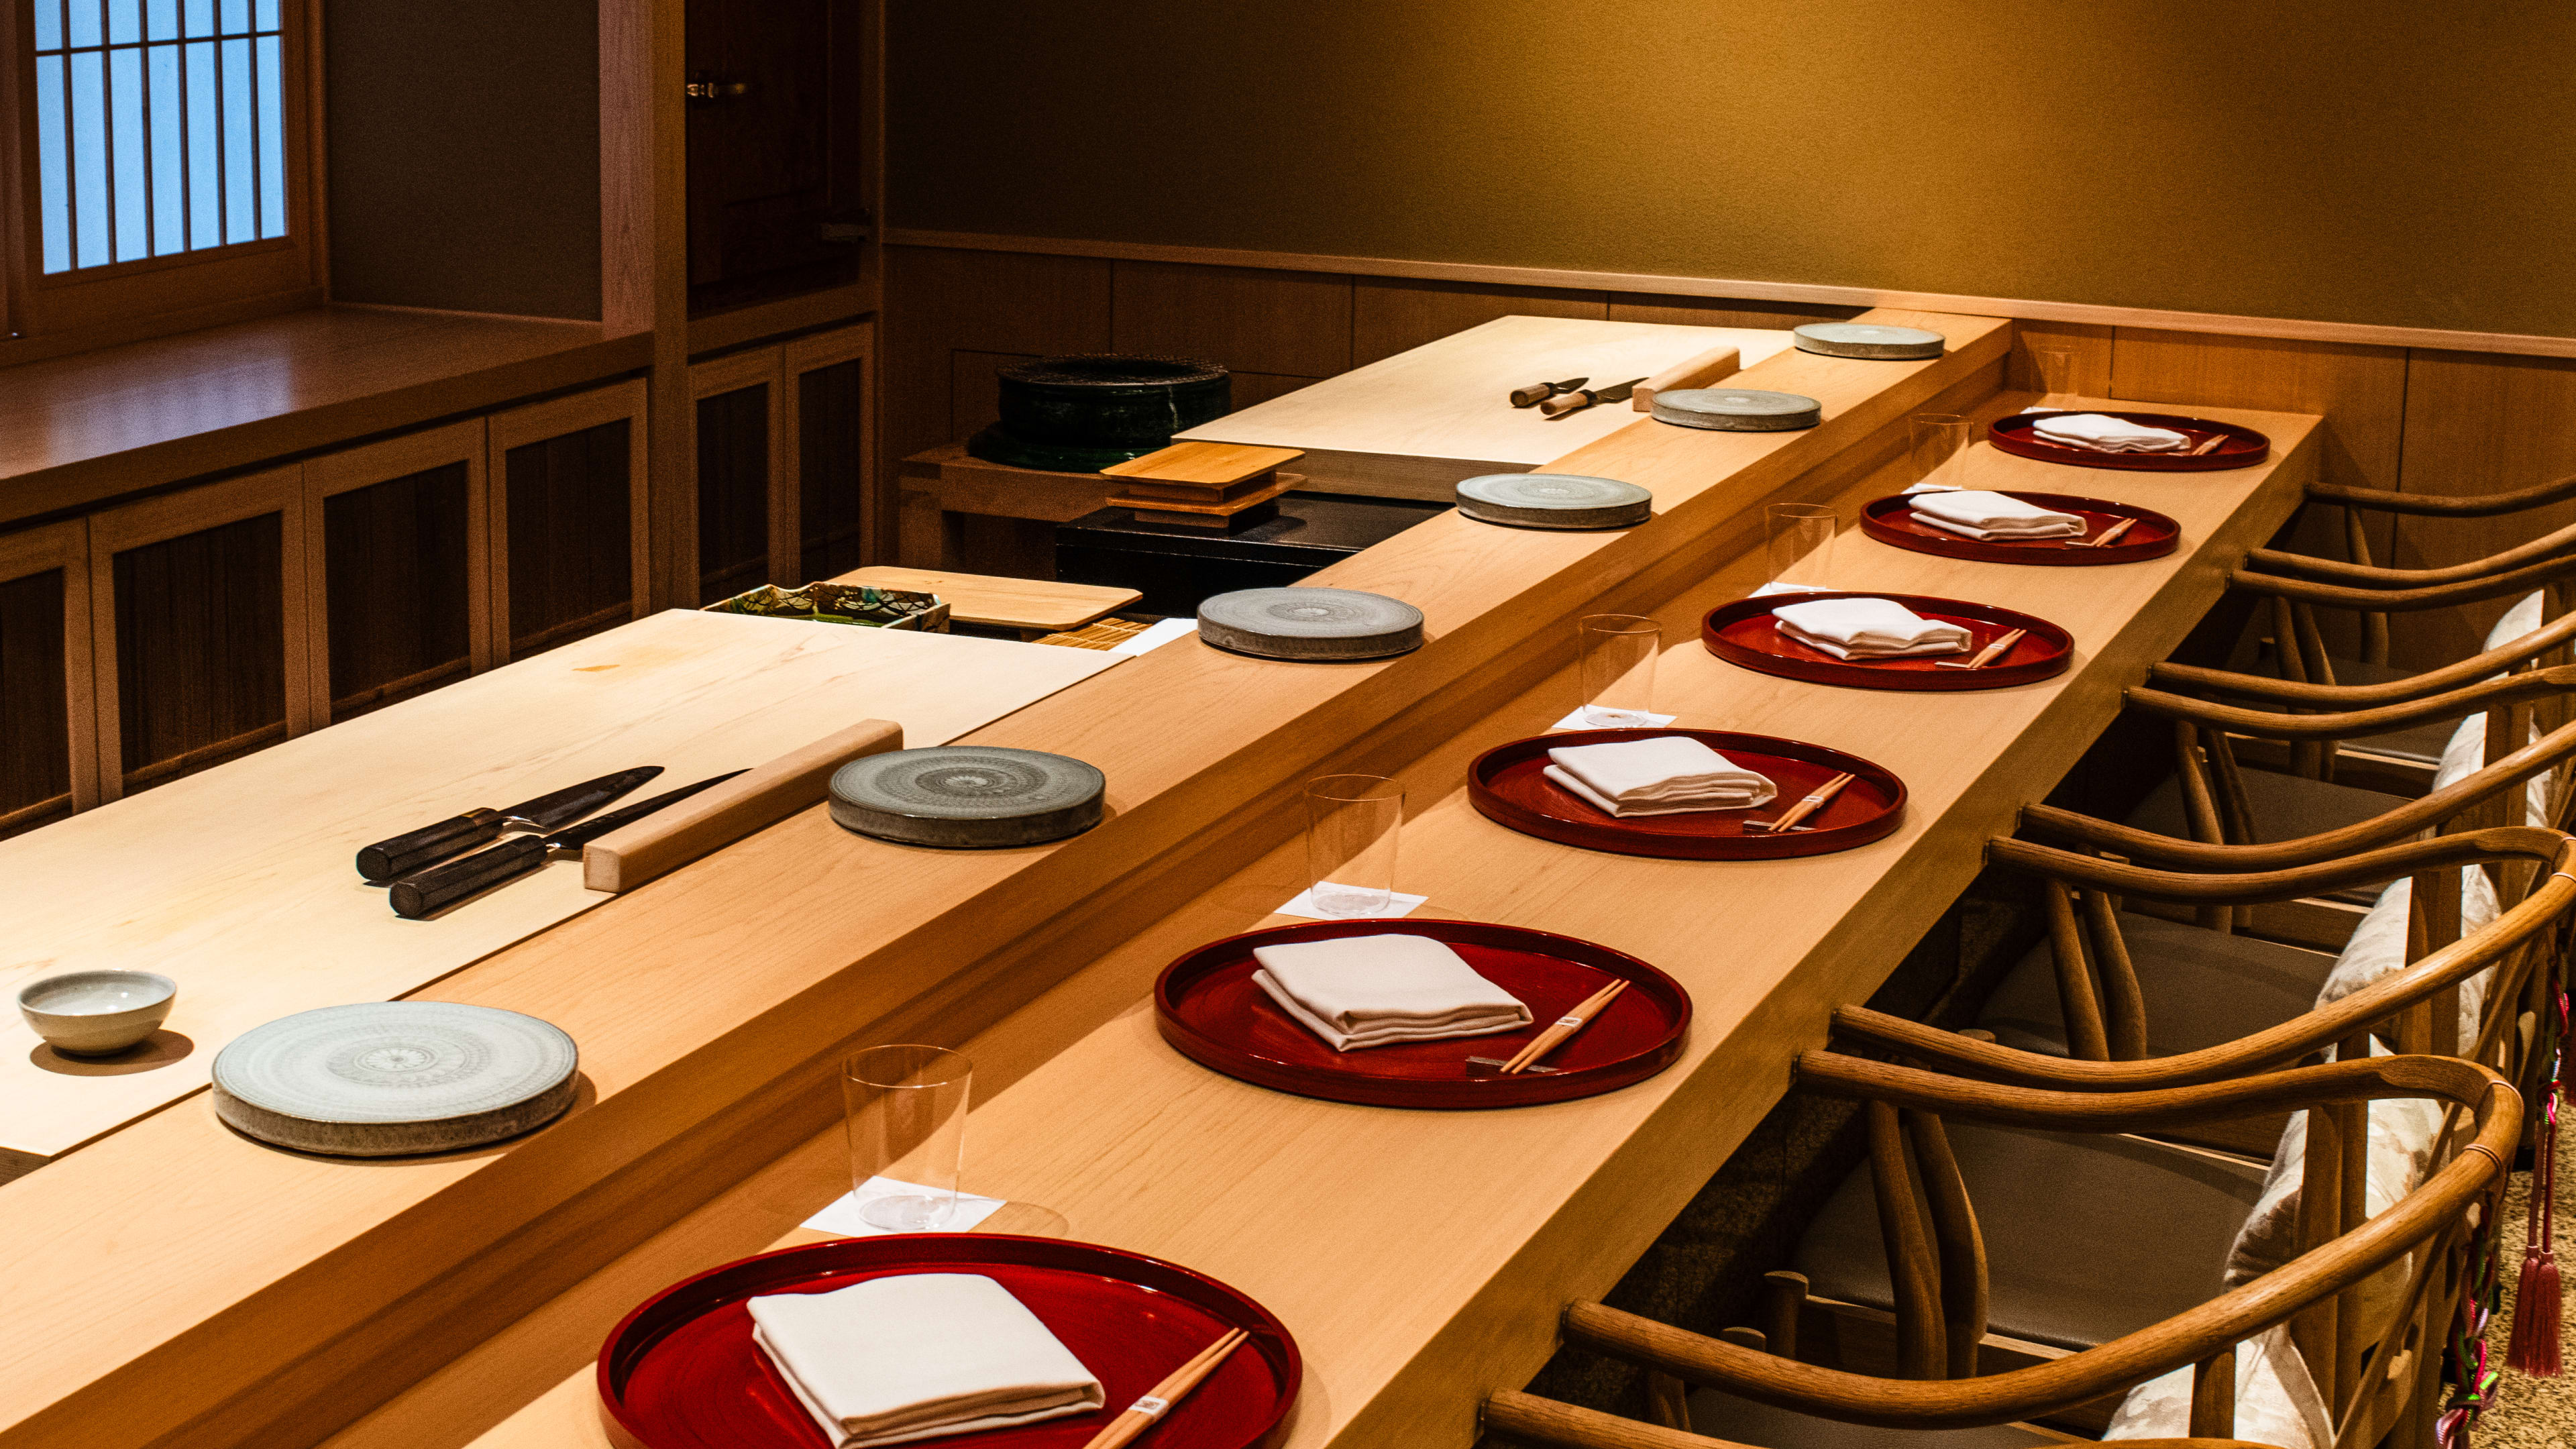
top-left (1549, 1052), bottom-right (2518, 1449)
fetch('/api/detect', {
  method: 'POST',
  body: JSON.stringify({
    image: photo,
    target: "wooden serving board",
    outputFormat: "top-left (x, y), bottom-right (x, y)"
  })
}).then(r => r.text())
top-left (0, 610), bottom-right (1118, 1173)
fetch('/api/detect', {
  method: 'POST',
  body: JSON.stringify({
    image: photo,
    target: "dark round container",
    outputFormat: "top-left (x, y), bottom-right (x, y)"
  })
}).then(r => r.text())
top-left (968, 354), bottom-right (1232, 472)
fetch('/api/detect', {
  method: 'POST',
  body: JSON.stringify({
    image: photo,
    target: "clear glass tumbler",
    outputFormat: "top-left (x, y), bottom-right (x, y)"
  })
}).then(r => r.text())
top-left (1577, 614), bottom-right (1662, 727)
top-left (1764, 502), bottom-right (1837, 589)
top-left (2029, 347), bottom-right (2076, 406)
top-left (1305, 775), bottom-right (1405, 917)
top-left (844, 1044), bottom-right (973, 1232)
top-left (1909, 413), bottom-right (1974, 486)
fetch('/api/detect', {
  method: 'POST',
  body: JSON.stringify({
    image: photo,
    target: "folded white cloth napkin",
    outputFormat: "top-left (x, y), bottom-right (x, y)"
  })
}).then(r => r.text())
top-left (2033, 412), bottom-right (2190, 453)
top-left (1250, 933), bottom-right (1532, 1051)
top-left (1544, 735), bottom-right (1777, 817)
top-left (749, 1274), bottom-right (1105, 1447)
top-left (1770, 598), bottom-right (1971, 660)
top-left (1907, 488), bottom-right (2087, 541)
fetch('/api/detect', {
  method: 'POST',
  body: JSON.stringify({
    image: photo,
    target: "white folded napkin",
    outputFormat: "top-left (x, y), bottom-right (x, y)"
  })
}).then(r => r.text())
top-left (749, 1274), bottom-right (1105, 1447)
top-left (1250, 933), bottom-right (1532, 1051)
top-left (1544, 735), bottom-right (1777, 817)
top-left (1907, 488), bottom-right (2087, 541)
top-left (1770, 598), bottom-right (1971, 660)
top-left (2033, 412), bottom-right (2189, 453)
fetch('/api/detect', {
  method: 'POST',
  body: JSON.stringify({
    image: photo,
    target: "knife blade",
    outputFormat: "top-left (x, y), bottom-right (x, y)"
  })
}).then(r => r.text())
top-left (1509, 376), bottom-right (1588, 409)
top-left (1540, 376), bottom-right (1650, 419)
top-left (388, 771), bottom-right (749, 919)
top-left (356, 766), bottom-right (665, 883)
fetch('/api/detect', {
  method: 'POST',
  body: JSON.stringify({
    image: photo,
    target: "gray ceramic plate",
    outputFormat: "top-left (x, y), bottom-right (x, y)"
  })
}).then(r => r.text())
top-left (1792, 322), bottom-right (1947, 360)
top-left (1650, 388), bottom-right (1824, 432)
top-left (212, 1002), bottom-right (579, 1157)
top-left (1455, 473), bottom-right (1653, 530)
top-left (829, 746), bottom-right (1107, 848)
top-left (1197, 586), bottom-right (1426, 661)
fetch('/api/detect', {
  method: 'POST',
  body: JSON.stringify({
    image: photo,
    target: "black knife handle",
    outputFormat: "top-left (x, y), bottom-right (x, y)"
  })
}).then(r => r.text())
top-left (389, 835), bottom-right (550, 919)
top-left (358, 809), bottom-right (506, 883)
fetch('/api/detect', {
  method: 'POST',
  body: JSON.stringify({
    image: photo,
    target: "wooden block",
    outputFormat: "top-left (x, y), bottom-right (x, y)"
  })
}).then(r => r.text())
top-left (1631, 343), bottom-right (1743, 411)
top-left (583, 720), bottom-right (906, 893)
top-left (1099, 441), bottom-right (1303, 486)
top-left (1105, 474), bottom-right (1299, 523)
top-left (830, 564), bottom-right (1141, 632)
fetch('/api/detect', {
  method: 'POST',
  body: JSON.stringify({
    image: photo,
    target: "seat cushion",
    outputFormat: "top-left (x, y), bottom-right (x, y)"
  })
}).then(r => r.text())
top-left (1792, 1122), bottom-right (2265, 1352)
top-left (2314, 874), bottom-right (2496, 1044)
top-left (2102, 1324), bottom-right (2330, 1449)
top-left (2126, 767), bottom-right (2410, 904)
top-left (1686, 1389), bottom-right (2062, 1449)
top-left (1978, 911), bottom-right (2337, 1060)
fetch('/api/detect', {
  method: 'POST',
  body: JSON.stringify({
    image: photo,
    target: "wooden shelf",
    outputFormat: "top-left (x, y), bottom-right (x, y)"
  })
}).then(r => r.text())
top-left (0, 305), bottom-right (648, 531)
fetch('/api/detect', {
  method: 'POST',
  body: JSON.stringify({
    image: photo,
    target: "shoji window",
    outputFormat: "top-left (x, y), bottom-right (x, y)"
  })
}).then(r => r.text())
top-left (5, 0), bottom-right (319, 351)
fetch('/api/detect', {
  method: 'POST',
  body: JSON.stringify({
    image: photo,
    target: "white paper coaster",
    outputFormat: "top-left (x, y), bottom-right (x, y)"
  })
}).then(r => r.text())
top-left (804, 1175), bottom-right (1010, 1237)
top-left (1750, 580), bottom-right (1829, 598)
top-left (1274, 885), bottom-right (1430, 921)
top-left (1110, 618), bottom-right (1198, 655)
top-left (1549, 708), bottom-right (1678, 731)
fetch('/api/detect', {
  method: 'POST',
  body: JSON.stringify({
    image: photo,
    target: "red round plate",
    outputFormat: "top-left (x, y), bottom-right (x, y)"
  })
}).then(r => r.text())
top-left (597, 1235), bottom-right (1301, 1449)
top-left (1701, 592), bottom-right (2074, 692)
top-left (1466, 728), bottom-right (1906, 859)
top-left (1860, 491), bottom-right (2180, 566)
top-left (1988, 410), bottom-right (2269, 470)
top-left (1153, 918), bottom-right (1690, 1110)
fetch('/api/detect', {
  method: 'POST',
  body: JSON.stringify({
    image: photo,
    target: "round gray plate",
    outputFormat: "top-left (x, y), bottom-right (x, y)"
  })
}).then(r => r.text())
top-left (829, 747), bottom-right (1106, 848)
top-left (1792, 322), bottom-right (1947, 360)
top-left (212, 1002), bottom-right (579, 1157)
top-left (1652, 388), bottom-right (1824, 431)
top-left (1197, 587), bottom-right (1426, 661)
top-left (1456, 473), bottom-right (1653, 531)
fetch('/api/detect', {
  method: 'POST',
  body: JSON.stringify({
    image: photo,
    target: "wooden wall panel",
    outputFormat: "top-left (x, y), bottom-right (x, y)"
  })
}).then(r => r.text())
top-left (2392, 349), bottom-right (2576, 663)
top-left (949, 350), bottom-right (1040, 446)
top-left (1108, 260), bottom-right (1353, 377)
top-left (1351, 277), bottom-right (1604, 367)
top-left (2010, 321), bottom-right (2114, 396)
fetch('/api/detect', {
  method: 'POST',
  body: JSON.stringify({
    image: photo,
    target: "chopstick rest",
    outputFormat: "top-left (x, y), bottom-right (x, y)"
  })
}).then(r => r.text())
top-left (1079, 1328), bottom-right (1249, 1449)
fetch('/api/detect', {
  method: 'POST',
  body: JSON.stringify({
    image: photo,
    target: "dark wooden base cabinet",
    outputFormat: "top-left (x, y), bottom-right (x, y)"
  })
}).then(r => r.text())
top-left (0, 523), bottom-right (97, 839)
top-left (307, 421), bottom-right (491, 722)
top-left (687, 320), bottom-right (873, 602)
top-left (491, 380), bottom-right (651, 663)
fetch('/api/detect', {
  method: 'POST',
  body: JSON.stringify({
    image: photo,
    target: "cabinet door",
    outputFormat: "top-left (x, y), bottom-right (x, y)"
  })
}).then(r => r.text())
top-left (305, 421), bottom-right (490, 723)
top-left (89, 469), bottom-right (311, 800)
top-left (784, 320), bottom-right (875, 579)
top-left (690, 348), bottom-right (791, 603)
top-left (488, 380), bottom-right (651, 663)
top-left (0, 523), bottom-right (99, 837)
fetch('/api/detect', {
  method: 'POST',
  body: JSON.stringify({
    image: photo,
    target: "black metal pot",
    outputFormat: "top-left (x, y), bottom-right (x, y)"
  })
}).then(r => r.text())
top-left (969, 354), bottom-right (1231, 472)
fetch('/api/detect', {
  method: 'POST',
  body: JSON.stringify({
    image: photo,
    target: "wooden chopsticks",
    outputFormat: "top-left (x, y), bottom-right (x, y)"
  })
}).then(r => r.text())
top-left (1933, 627), bottom-right (2027, 670)
top-left (1081, 1328), bottom-right (1250, 1449)
top-left (1499, 979), bottom-right (1629, 1075)
top-left (2189, 431), bottom-right (2230, 456)
top-left (2074, 516), bottom-right (2137, 549)
top-left (1747, 772), bottom-right (1854, 834)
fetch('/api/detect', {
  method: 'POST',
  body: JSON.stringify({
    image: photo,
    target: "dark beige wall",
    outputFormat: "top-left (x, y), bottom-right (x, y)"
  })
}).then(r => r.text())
top-left (889, 1), bottom-right (2576, 337)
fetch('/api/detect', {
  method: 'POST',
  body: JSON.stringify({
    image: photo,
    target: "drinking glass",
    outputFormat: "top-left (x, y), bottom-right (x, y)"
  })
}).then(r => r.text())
top-left (844, 1044), bottom-right (972, 1232)
top-left (1305, 775), bottom-right (1404, 917)
top-left (2029, 347), bottom-right (2076, 406)
top-left (1764, 503), bottom-right (1837, 589)
top-left (1577, 614), bottom-right (1661, 727)
top-left (1909, 413), bottom-right (1974, 486)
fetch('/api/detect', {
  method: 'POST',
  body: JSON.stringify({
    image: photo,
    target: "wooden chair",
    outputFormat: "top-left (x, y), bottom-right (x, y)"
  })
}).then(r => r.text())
top-left (1485, 1050), bottom-right (2521, 1449)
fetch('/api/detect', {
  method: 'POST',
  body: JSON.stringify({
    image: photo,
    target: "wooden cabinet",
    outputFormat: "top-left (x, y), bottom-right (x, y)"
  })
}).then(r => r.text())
top-left (489, 381), bottom-right (653, 663)
top-left (0, 523), bottom-right (98, 838)
top-left (306, 422), bottom-right (492, 722)
top-left (89, 469), bottom-right (311, 800)
top-left (688, 321), bottom-right (875, 601)
top-left (682, 0), bottom-right (875, 314)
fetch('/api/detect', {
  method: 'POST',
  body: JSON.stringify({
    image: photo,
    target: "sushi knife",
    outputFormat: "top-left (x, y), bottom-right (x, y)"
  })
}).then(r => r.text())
top-left (388, 771), bottom-right (749, 919)
top-left (356, 766), bottom-right (665, 882)
top-left (1509, 376), bottom-right (1588, 408)
top-left (1540, 377), bottom-right (1648, 419)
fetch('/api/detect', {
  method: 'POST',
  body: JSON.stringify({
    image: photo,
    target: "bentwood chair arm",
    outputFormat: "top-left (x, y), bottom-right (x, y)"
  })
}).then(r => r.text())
top-left (1552, 1054), bottom-right (2514, 1430)
top-left (2225, 550), bottom-right (2576, 612)
top-left (2309, 472), bottom-right (2576, 519)
top-left (2126, 665), bottom-right (2576, 739)
top-left (2245, 517), bottom-right (2576, 588)
top-left (2151, 609), bottom-right (2576, 706)
top-left (1479, 1393), bottom-right (2270, 1449)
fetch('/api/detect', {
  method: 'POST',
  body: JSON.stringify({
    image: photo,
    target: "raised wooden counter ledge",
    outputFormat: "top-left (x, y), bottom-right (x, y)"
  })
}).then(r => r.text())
top-left (5, 311), bottom-right (2074, 1449)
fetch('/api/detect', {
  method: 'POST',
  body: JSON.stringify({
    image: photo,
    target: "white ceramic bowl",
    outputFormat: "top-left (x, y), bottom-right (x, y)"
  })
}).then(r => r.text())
top-left (18, 971), bottom-right (177, 1055)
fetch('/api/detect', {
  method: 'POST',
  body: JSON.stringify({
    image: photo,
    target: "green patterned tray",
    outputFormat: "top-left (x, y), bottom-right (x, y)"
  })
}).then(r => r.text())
top-left (702, 583), bottom-right (951, 631)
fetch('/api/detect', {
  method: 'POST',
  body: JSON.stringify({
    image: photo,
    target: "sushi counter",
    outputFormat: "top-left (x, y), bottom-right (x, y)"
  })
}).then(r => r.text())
top-left (0, 310), bottom-right (2329, 1449)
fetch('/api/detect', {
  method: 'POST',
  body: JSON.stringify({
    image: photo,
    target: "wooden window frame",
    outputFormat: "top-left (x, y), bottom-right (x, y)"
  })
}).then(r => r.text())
top-left (0, 0), bottom-right (327, 364)
top-left (782, 319), bottom-right (875, 580)
top-left (0, 517), bottom-right (100, 818)
top-left (486, 378), bottom-right (651, 666)
top-left (303, 418), bottom-right (492, 724)
top-left (87, 464), bottom-right (309, 801)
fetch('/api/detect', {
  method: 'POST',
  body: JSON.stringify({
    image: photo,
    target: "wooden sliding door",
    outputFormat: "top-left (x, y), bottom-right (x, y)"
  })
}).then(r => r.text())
top-left (489, 381), bottom-right (652, 663)
top-left (690, 349), bottom-right (792, 603)
top-left (785, 321), bottom-right (874, 580)
top-left (0, 523), bottom-right (99, 837)
top-left (305, 421), bottom-right (492, 722)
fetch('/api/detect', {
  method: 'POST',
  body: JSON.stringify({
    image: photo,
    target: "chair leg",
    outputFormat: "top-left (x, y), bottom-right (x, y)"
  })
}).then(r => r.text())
top-left (1645, 1370), bottom-right (1693, 1432)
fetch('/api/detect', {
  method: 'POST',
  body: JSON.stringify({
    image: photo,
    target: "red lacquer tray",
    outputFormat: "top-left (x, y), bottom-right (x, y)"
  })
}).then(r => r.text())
top-left (1154, 918), bottom-right (1689, 1110)
top-left (598, 1235), bottom-right (1301, 1449)
top-left (1467, 728), bottom-right (1906, 859)
top-left (1860, 491), bottom-right (2180, 566)
top-left (1701, 592), bottom-right (2074, 692)
top-left (1988, 410), bottom-right (2269, 471)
